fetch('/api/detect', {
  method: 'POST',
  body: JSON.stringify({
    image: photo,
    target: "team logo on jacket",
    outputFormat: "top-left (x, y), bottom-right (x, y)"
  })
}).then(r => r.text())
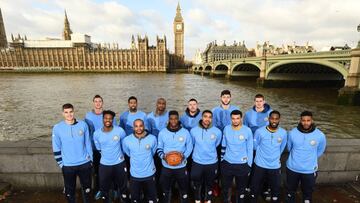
top-left (277, 137), bottom-right (282, 143)
top-left (178, 136), bottom-right (185, 142)
top-left (113, 135), bottom-right (119, 141)
top-left (210, 134), bottom-right (216, 140)
top-left (310, 140), bottom-right (316, 146)
top-left (264, 117), bottom-right (269, 121)
top-left (239, 135), bottom-right (245, 140)
top-left (78, 130), bottom-right (84, 136)
top-left (145, 144), bottom-right (150, 150)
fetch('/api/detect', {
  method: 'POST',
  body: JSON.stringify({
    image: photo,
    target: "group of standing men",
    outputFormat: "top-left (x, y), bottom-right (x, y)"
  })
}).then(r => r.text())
top-left (52, 90), bottom-right (326, 203)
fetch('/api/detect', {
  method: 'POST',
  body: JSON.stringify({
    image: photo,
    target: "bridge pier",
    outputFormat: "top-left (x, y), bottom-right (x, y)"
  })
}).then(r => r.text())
top-left (338, 48), bottom-right (360, 105)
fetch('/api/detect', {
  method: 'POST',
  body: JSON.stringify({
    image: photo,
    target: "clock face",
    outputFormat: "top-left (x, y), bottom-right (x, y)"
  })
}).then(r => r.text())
top-left (176, 24), bottom-right (182, 30)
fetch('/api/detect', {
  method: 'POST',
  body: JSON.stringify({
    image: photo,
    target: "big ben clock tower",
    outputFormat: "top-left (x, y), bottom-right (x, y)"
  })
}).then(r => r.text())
top-left (173, 2), bottom-right (184, 58)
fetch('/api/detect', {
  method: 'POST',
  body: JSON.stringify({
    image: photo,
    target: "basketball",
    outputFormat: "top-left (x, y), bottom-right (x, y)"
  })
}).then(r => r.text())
top-left (165, 151), bottom-right (183, 166)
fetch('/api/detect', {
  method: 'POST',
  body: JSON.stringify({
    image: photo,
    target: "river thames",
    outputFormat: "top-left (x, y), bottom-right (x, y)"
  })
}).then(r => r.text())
top-left (0, 72), bottom-right (359, 141)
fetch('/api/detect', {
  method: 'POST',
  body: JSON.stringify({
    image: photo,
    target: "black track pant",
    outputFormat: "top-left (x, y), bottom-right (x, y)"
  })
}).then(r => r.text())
top-left (250, 164), bottom-right (281, 203)
top-left (99, 162), bottom-right (128, 202)
top-left (159, 167), bottom-right (189, 203)
top-left (191, 162), bottom-right (218, 201)
top-left (286, 168), bottom-right (317, 203)
top-left (221, 160), bottom-right (250, 203)
top-left (62, 162), bottom-right (92, 203)
top-left (130, 175), bottom-right (157, 203)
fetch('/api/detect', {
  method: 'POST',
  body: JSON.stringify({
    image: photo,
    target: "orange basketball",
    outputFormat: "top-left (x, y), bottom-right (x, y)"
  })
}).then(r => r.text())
top-left (165, 151), bottom-right (183, 166)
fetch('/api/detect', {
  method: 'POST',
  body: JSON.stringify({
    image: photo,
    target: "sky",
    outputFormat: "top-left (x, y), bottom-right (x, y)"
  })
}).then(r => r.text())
top-left (1, 0), bottom-right (359, 60)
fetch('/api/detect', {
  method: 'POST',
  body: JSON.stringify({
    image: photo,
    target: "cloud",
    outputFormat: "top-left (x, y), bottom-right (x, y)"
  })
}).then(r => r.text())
top-left (1, 0), bottom-right (359, 60)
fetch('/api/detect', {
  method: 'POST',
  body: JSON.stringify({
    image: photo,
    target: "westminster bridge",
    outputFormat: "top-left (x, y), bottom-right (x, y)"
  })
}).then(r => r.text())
top-left (192, 48), bottom-right (360, 105)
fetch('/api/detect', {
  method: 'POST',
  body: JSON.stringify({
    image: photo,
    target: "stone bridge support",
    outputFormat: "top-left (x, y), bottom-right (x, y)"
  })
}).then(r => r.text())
top-left (338, 48), bottom-right (360, 105)
top-left (256, 58), bottom-right (267, 87)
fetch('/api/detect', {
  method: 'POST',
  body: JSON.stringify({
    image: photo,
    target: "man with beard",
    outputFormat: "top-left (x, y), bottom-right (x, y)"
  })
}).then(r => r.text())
top-left (119, 96), bottom-right (148, 135)
top-left (122, 119), bottom-right (158, 203)
top-left (157, 110), bottom-right (193, 203)
top-left (212, 90), bottom-right (239, 196)
top-left (52, 103), bottom-right (93, 203)
top-left (190, 110), bottom-right (222, 203)
top-left (147, 98), bottom-right (169, 137)
top-left (220, 110), bottom-right (253, 203)
top-left (286, 111), bottom-right (326, 203)
top-left (249, 111), bottom-right (287, 203)
top-left (243, 94), bottom-right (272, 134)
top-left (93, 110), bottom-right (128, 202)
top-left (212, 90), bottom-right (240, 131)
top-left (84, 95), bottom-right (116, 198)
top-left (180, 98), bottom-right (202, 131)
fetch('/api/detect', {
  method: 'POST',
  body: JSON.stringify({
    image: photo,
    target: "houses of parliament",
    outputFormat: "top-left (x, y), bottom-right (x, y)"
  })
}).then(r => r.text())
top-left (0, 3), bottom-right (185, 72)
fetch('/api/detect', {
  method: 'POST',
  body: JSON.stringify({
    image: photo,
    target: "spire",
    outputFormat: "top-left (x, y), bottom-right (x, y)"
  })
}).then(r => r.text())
top-left (174, 1), bottom-right (183, 21)
top-left (63, 10), bottom-right (72, 40)
top-left (0, 8), bottom-right (8, 48)
top-left (131, 35), bottom-right (136, 49)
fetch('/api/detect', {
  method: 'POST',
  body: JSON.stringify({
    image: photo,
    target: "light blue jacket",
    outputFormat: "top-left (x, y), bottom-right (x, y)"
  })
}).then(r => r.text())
top-left (52, 120), bottom-right (93, 168)
top-left (253, 126), bottom-right (287, 169)
top-left (122, 132), bottom-right (157, 178)
top-left (286, 126), bottom-right (326, 174)
top-left (221, 124), bottom-right (253, 166)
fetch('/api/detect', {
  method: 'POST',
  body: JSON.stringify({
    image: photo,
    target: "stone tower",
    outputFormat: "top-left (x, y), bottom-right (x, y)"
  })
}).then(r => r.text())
top-left (173, 2), bottom-right (184, 58)
top-left (63, 10), bottom-right (72, 40)
top-left (0, 8), bottom-right (8, 48)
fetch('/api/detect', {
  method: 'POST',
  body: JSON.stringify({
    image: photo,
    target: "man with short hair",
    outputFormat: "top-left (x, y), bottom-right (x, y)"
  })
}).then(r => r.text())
top-left (249, 110), bottom-right (287, 203)
top-left (93, 110), bottom-right (128, 202)
top-left (180, 98), bottom-right (202, 131)
top-left (212, 90), bottom-right (240, 131)
top-left (286, 111), bottom-right (326, 203)
top-left (147, 98), bottom-right (169, 137)
top-left (212, 90), bottom-right (239, 196)
top-left (122, 119), bottom-right (158, 203)
top-left (243, 94), bottom-right (272, 134)
top-left (84, 95), bottom-right (116, 197)
top-left (221, 110), bottom-right (253, 203)
top-left (190, 110), bottom-right (222, 203)
top-left (119, 96), bottom-right (147, 135)
top-left (157, 110), bottom-right (193, 203)
top-left (52, 103), bottom-right (93, 203)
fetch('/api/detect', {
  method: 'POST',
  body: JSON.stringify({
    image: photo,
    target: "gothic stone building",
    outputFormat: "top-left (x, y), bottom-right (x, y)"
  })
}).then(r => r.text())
top-left (201, 40), bottom-right (249, 63)
top-left (0, 5), bottom-right (185, 72)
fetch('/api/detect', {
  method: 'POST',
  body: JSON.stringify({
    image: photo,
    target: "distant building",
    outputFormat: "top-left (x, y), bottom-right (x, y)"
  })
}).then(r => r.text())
top-left (0, 4), bottom-right (186, 72)
top-left (193, 49), bottom-right (202, 65)
top-left (201, 40), bottom-right (248, 63)
top-left (254, 41), bottom-right (316, 57)
top-left (0, 8), bottom-right (7, 49)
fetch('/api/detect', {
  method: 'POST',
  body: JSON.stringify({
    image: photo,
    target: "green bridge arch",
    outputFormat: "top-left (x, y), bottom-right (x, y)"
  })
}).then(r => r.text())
top-left (266, 60), bottom-right (348, 79)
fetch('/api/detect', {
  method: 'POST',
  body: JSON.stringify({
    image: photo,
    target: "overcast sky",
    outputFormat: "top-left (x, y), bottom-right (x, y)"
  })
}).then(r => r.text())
top-left (1, 0), bottom-right (359, 60)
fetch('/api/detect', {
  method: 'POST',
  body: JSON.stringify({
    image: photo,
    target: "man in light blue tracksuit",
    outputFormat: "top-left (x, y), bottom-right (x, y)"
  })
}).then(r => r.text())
top-left (249, 110), bottom-right (287, 203)
top-left (157, 110), bottom-right (193, 203)
top-left (212, 90), bottom-right (240, 131)
top-left (122, 119), bottom-right (158, 203)
top-left (119, 96), bottom-right (148, 135)
top-left (243, 94), bottom-right (272, 134)
top-left (180, 98), bottom-right (202, 131)
top-left (221, 110), bottom-right (253, 203)
top-left (93, 110), bottom-right (128, 203)
top-left (52, 103), bottom-right (93, 203)
top-left (84, 95), bottom-right (116, 197)
top-left (286, 111), bottom-right (326, 203)
top-left (212, 90), bottom-right (240, 196)
top-left (190, 110), bottom-right (222, 203)
top-left (147, 97), bottom-right (169, 137)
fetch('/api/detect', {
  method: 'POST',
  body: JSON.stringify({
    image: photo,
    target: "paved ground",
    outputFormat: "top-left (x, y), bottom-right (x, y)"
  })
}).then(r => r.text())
top-left (0, 183), bottom-right (359, 202)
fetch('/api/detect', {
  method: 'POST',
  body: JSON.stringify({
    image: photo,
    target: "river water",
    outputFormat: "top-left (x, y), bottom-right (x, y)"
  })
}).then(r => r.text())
top-left (0, 72), bottom-right (359, 141)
